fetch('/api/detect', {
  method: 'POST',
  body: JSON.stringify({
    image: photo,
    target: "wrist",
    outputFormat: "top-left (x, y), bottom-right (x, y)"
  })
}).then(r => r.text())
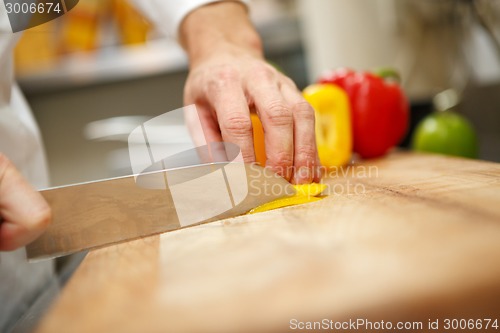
top-left (180, 1), bottom-right (264, 67)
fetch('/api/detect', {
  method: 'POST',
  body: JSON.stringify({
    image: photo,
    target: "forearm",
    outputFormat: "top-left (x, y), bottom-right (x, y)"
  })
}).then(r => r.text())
top-left (179, 2), bottom-right (263, 68)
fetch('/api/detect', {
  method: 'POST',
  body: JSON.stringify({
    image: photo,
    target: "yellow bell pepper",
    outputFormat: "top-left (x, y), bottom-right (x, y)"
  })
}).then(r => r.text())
top-left (303, 84), bottom-right (352, 168)
top-left (247, 183), bottom-right (326, 214)
top-left (251, 84), bottom-right (351, 168)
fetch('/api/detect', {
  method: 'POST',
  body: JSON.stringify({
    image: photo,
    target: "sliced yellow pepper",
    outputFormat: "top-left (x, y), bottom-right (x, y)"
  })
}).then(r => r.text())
top-left (247, 183), bottom-right (326, 214)
top-left (247, 196), bottom-right (322, 214)
top-left (292, 182), bottom-right (326, 197)
top-left (303, 84), bottom-right (352, 168)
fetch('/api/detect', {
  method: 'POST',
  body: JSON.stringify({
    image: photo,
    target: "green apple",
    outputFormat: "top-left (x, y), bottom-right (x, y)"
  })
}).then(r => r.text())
top-left (411, 111), bottom-right (478, 159)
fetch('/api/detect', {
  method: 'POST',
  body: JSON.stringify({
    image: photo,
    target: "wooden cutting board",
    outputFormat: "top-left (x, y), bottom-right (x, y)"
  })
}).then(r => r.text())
top-left (35, 152), bottom-right (500, 333)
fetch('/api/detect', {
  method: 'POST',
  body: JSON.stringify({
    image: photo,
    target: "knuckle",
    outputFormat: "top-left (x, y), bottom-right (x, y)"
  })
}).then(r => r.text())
top-left (295, 144), bottom-right (317, 164)
top-left (252, 64), bottom-right (276, 82)
top-left (215, 65), bottom-right (239, 84)
top-left (265, 101), bottom-right (292, 127)
top-left (241, 152), bottom-right (256, 164)
top-left (221, 113), bottom-right (253, 137)
top-left (268, 150), bottom-right (294, 169)
top-left (207, 66), bottom-right (240, 92)
top-left (282, 76), bottom-right (297, 88)
top-left (293, 100), bottom-right (316, 122)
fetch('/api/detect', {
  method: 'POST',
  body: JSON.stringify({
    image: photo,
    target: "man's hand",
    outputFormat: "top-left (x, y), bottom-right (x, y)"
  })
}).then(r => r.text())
top-left (0, 154), bottom-right (51, 251)
top-left (180, 2), bottom-right (322, 184)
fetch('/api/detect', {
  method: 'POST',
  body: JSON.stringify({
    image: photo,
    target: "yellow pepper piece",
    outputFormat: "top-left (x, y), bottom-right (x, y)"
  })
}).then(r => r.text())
top-left (292, 183), bottom-right (327, 197)
top-left (303, 84), bottom-right (352, 168)
top-left (250, 113), bottom-right (267, 166)
top-left (247, 183), bottom-right (326, 214)
top-left (247, 196), bottom-right (322, 214)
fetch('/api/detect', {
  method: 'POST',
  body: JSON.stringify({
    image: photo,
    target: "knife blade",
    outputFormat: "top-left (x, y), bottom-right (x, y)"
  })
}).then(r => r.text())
top-left (26, 162), bottom-right (295, 260)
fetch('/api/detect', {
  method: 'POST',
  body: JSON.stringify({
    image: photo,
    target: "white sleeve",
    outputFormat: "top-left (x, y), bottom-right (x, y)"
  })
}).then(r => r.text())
top-left (0, 1), bottom-right (12, 33)
top-left (130, 0), bottom-right (249, 39)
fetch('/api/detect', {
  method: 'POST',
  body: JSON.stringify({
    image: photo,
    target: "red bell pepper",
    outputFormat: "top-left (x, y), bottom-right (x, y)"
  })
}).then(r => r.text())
top-left (318, 68), bottom-right (409, 158)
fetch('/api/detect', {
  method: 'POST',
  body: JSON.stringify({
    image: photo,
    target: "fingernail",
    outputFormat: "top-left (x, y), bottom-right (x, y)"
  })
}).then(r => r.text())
top-left (295, 167), bottom-right (312, 184)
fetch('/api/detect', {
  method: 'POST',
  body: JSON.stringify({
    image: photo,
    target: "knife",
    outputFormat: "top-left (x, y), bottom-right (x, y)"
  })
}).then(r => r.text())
top-left (26, 162), bottom-right (295, 261)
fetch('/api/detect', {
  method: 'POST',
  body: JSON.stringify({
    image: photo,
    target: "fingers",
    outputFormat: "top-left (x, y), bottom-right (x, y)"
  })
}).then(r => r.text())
top-left (185, 60), bottom-right (322, 184)
top-left (183, 102), bottom-right (229, 163)
top-left (184, 102), bottom-right (222, 147)
top-left (246, 66), bottom-right (322, 183)
top-left (247, 66), bottom-right (294, 181)
top-left (204, 66), bottom-right (256, 163)
top-left (0, 154), bottom-right (51, 251)
top-left (280, 82), bottom-right (323, 184)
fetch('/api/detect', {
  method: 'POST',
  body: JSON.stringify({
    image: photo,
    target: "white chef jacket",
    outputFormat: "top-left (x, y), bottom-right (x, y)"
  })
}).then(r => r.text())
top-left (131, 0), bottom-right (248, 39)
top-left (0, 0), bottom-right (245, 331)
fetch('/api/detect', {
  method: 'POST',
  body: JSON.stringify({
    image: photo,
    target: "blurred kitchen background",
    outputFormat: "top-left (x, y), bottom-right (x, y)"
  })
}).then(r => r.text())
top-left (15, 0), bottom-right (500, 186)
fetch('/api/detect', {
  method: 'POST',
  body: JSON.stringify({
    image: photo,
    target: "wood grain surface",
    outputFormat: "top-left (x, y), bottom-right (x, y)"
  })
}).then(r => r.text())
top-left (35, 152), bottom-right (500, 333)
